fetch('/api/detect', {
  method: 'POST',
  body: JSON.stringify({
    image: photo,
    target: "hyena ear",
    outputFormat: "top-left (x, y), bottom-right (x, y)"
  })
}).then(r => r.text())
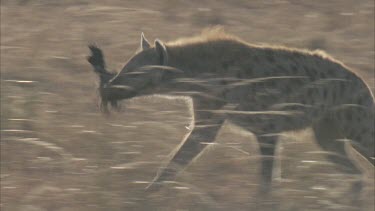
top-left (154, 39), bottom-right (168, 65)
top-left (140, 32), bottom-right (151, 50)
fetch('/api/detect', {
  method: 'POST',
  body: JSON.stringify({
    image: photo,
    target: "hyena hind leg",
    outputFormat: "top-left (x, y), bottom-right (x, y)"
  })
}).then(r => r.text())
top-left (334, 105), bottom-right (375, 166)
top-left (313, 106), bottom-right (375, 174)
top-left (313, 105), bottom-right (375, 208)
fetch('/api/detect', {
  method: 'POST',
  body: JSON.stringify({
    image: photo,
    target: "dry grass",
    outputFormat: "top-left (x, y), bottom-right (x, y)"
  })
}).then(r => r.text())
top-left (1, 1), bottom-right (374, 210)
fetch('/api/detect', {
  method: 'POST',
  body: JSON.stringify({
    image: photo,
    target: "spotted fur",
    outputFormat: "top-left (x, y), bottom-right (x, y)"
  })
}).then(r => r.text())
top-left (88, 29), bottom-right (375, 192)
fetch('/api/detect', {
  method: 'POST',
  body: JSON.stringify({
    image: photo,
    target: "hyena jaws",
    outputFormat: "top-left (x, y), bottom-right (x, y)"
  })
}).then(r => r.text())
top-left (88, 29), bottom-right (375, 192)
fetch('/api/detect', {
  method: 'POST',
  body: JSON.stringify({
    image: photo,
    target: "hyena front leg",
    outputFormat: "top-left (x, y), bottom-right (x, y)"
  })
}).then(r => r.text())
top-left (147, 110), bottom-right (225, 191)
top-left (256, 135), bottom-right (278, 194)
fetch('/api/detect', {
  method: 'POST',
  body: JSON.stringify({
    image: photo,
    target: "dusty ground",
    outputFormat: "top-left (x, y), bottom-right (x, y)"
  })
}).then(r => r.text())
top-left (1, 0), bottom-right (374, 210)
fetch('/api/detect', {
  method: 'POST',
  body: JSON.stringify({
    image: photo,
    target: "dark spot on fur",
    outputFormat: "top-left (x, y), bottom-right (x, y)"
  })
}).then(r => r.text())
top-left (357, 97), bottom-right (363, 105)
top-left (276, 64), bottom-right (284, 71)
top-left (357, 95), bottom-right (368, 106)
top-left (220, 80), bottom-right (228, 85)
top-left (305, 69), bottom-right (315, 79)
top-left (346, 112), bottom-right (353, 121)
top-left (354, 134), bottom-right (362, 141)
top-left (339, 82), bottom-right (345, 91)
top-left (268, 123), bottom-right (276, 131)
top-left (263, 71), bottom-right (270, 77)
top-left (307, 89), bottom-right (313, 97)
top-left (291, 65), bottom-right (298, 74)
top-left (252, 55), bottom-right (259, 62)
top-left (265, 51), bottom-right (275, 62)
top-left (356, 116), bottom-right (361, 123)
top-left (361, 128), bottom-right (369, 135)
top-left (246, 68), bottom-right (253, 76)
top-left (292, 52), bottom-right (303, 60)
top-left (285, 86), bottom-right (291, 93)
top-left (332, 92), bottom-right (337, 101)
top-left (223, 60), bottom-right (234, 70)
top-left (323, 89), bottom-right (328, 99)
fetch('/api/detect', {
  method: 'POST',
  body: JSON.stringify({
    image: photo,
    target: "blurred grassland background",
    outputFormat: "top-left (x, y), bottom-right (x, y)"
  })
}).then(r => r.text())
top-left (1, 0), bottom-right (374, 210)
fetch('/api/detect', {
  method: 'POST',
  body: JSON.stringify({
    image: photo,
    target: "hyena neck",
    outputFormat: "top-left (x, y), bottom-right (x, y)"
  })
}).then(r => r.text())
top-left (165, 40), bottom-right (250, 74)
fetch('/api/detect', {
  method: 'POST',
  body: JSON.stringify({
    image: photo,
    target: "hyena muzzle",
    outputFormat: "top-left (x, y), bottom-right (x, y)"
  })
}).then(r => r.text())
top-left (87, 30), bottom-right (375, 192)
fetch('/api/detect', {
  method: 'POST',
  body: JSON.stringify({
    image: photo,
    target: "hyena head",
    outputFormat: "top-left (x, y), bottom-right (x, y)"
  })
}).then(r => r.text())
top-left (107, 33), bottom-right (183, 101)
top-left (118, 33), bottom-right (168, 73)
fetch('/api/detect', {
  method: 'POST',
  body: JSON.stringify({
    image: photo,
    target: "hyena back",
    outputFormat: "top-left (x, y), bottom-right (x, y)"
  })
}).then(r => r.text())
top-left (88, 29), bottom-right (374, 192)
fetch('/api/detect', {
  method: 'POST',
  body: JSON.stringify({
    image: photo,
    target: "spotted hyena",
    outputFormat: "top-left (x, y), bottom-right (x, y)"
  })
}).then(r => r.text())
top-left (87, 29), bottom-right (374, 192)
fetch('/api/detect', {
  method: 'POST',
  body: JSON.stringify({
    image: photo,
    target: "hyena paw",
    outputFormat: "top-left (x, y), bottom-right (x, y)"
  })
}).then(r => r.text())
top-left (110, 100), bottom-right (121, 112)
